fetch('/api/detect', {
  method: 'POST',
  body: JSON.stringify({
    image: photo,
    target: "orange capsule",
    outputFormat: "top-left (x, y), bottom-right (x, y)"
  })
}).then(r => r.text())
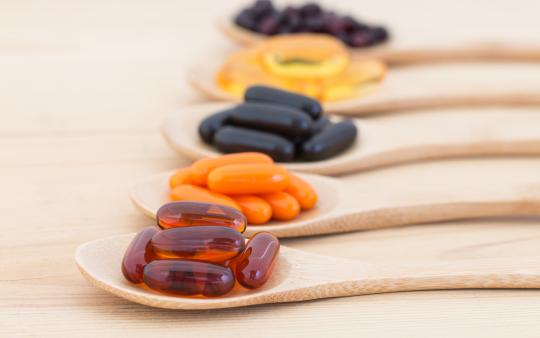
top-left (208, 164), bottom-right (290, 195)
top-left (170, 184), bottom-right (241, 210)
top-left (259, 192), bottom-right (300, 221)
top-left (121, 227), bottom-right (159, 283)
top-left (191, 152), bottom-right (274, 185)
top-left (157, 201), bottom-right (247, 232)
top-left (235, 232), bottom-right (280, 289)
top-left (233, 195), bottom-right (272, 225)
top-left (169, 167), bottom-right (197, 189)
top-left (284, 174), bottom-right (318, 210)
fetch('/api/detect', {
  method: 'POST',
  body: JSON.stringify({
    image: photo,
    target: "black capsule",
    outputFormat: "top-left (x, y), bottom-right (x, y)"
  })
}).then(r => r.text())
top-left (311, 116), bottom-right (331, 135)
top-left (301, 121), bottom-right (357, 161)
top-left (198, 110), bottom-right (232, 143)
top-left (244, 85), bottom-right (323, 119)
top-left (229, 102), bottom-right (313, 138)
top-left (214, 126), bottom-right (295, 162)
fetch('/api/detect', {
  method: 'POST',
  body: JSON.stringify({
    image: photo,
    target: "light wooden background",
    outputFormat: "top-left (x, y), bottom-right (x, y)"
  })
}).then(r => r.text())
top-left (2, 0), bottom-right (540, 337)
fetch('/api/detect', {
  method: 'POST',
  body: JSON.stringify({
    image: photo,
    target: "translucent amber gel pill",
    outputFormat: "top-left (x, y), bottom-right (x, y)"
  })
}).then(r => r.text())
top-left (235, 232), bottom-right (280, 289)
top-left (284, 174), bottom-right (318, 210)
top-left (156, 201), bottom-right (247, 232)
top-left (260, 192), bottom-right (300, 221)
top-left (191, 152), bottom-right (273, 185)
top-left (122, 227), bottom-right (159, 283)
top-left (169, 167), bottom-right (196, 189)
top-left (233, 196), bottom-right (272, 225)
top-left (143, 260), bottom-right (235, 297)
top-left (208, 164), bottom-right (290, 195)
top-left (150, 226), bottom-right (245, 263)
top-left (170, 184), bottom-right (241, 210)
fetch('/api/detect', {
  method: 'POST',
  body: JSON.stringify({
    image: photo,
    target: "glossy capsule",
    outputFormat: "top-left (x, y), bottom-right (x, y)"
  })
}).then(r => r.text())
top-left (170, 184), bottom-right (241, 210)
top-left (214, 126), bottom-right (295, 162)
top-left (230, 102), bottom-right (313, 138)
top-left (284, 174), bottom-right (318, 210)
top-left (260, 191), bottom-right (300, 221)
top-left (244, 85), bottom-right (323, 119)
top-left (169, 167), bottom-right (196, 189)
top-left (301, 120), bottom-right (357, 161)
top-left (198, 109), bottom-right (232, 143)
top-left (150, 226), bottom-right (245, 263)
top-left (121, 227), bottom-right (159, 283)
top-left (233, 195), bottom-right (273, 225)
top-left (311, 116), bottom-right (331, 135)
top-left (191, 152), bottom-right (273, 185)
top-left (156, 201), bottom-right (247, 232)
top-left (143, 260), bottom-right (235, 297)
top-left (235, 232), bottom-right (280, 289)
top-left (208, 163), bottom-right (290, 195)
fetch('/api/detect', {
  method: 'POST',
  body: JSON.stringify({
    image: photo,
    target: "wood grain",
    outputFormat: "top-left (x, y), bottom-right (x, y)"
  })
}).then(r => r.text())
top-left (3, 0), bottom-right (540, 336)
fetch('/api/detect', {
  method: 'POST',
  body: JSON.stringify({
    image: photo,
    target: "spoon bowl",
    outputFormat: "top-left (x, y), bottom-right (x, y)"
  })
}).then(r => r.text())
top-left (162, 103), bottom-right (540, 175)
top-left (76, 233), bottom-right (540, 310)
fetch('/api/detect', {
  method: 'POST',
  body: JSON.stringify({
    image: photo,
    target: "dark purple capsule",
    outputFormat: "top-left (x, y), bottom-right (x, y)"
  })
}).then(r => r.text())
top-left (235, 9), bottom-right (257, 30)
top-left (198, 109), bottom-right (232, 143)
top-left (301, 120), bottom-right (357, 161)
top-left (244, 85), bottom-right (322, 119)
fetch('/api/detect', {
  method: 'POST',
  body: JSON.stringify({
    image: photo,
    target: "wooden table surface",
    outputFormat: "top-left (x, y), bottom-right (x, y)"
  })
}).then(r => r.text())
top-left (2, 0), bottom-right (540, 336)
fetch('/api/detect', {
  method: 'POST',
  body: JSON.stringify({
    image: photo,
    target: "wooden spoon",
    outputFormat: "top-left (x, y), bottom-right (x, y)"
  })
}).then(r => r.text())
top-left (219, 19), bottom-right (540, 66)
top-left (76, 233), bottom-right (540, 310)
top-left (130, 159), bottom-right (540, 238)
top-left (162, 103), bottom-right (540, 175)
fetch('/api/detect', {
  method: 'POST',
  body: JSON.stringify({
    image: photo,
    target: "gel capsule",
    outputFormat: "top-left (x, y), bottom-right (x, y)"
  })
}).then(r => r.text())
top-left (156, 201), bottom-right (247, 232)
top-left (170, 184), bottom-right (241, 210)
top-left (214, 126), bottom-right (295, 162)
top-left (122, 227), bottom-right (159, 283)
top-left (301, 120), bottom-right (357, 161)
top-left (311, 116), bottom-right (331, 135)
top-left (244, 85), bottom-right (323, 119)
top-left (191, 152), bottom-right (273, 185)
top-left (235, 232), bottom-right (280, 289)
top-left (233, 195), bottom-right (273, 225)
top-left (150, 226), bottom-right (245, 263)
top-left (230, 102), bottom-right (313, 138)
top-left (198, 109), bottom-right (232, 143)
top-left (259, 191), bottom-right (300, 221)
top-left (208, 163), bottom-right (290, 195)
top-left (284, 174), bottom-right (318, 210)
top-left (169, 167), bottom-right (196, 189)
top-left (143, 260), bottom-right (235, 297)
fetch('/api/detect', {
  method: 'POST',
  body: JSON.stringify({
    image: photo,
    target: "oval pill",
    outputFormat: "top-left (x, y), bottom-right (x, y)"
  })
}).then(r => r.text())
top-left (214, 126), bottom-right (295, 162)
top-left (150, 226), bottom-right (245, 263)
top-left (208, 163), bottom-right (290, 195)
top-left (156, 201), bottom-right (247, 232)
top-left (121, 227), bottom-right (159, 283)
top-left (235, 232), bottom-right (280, 289)
top-left (233, 195), bottom-right (273, 225)
top-left (285, 174), bottom-right (318, 210)
top-left (230, 102), bottom-right (313, 138)
top-left (301, 120), bottom-right (357, 161)
top-left (244, 85), bottom-right (323, 120)
top-left (170, 184), bottom-right (241, 210)
top-left (191, 152), bottom-right (273, 185)
top-left (311, 116), bottom-right (331, 135)
top-left (169, 167), bottom-right (196, 189)
top-left (259, 191), bottom-right (300, 221)
top-left (198, 109), bottom-right (232, 143)
top-left (143, 260), bottom-right (235, 297)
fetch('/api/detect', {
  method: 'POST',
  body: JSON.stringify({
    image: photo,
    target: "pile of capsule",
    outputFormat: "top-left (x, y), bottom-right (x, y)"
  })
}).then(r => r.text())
top-left (122, 201), bottom-right (280, 297)
top-left (199, 85), bottom-right (358, 162)
top-left (169, 152), bottom-right (318, 224)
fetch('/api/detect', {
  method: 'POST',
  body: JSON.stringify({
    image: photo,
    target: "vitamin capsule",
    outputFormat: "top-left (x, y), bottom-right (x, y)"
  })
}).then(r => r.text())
top-left (170, 184), bottom-right (241, 210)
top-left (233, 195), bottom-right (272, 225)
top-left (259, 191), bottom-right (300, 221)
top-left (208, 163), bottom-right (290, 195)
top-left (121, 227), bottom-right (159, 283)
top-left (214, 126), bottom-right (295, 162)
top-left (198, 109), bottom-right (232, 143)
top-left (169, 167), bottom-right (196, 189)
top-left (244, 85), bottom-right (323, 120)
top-left (143, 260), bottom-right (235, 297)
top-left (230, 102), bottom-right (313, 138)
top-left (301, 120), bottom-right (357, 161)
top-left (191, 152), bottom-right (273, 185)
top-left (150, 226), bottom-right (245, 263)
top-left (311, 116), bottom-right (331, 135)
top-left (285, 174), bottom-right (318, 210)
top-left (156, 201), bottom-right (247, 232)
top-left (235, 232), bottom-right (280, 289)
